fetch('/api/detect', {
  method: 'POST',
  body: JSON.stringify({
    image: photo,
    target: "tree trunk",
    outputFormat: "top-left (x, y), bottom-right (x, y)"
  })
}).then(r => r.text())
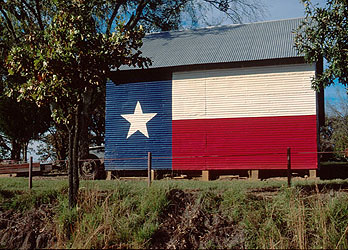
top-left (67, 124), bottom-right (74, 208)
top-left (72, 104), bottom-right (81, 202)
top-left (79, 88), bottom-right (93, 161)
top-left (67, 102), bottom-right (82, 209)
top-left (22, 142), bottom-right (28, 162)
top-left (11, 139), bottom-right (21, 161)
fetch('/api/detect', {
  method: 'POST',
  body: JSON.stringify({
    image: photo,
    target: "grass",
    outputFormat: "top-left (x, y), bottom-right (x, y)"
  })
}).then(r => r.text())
top-left (1, 177), bottom-right (348, 248)
top-left (56, 182), bottom-right (169, 248)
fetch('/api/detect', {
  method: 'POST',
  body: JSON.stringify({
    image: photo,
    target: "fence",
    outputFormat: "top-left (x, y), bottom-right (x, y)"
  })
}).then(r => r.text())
top-left (101, 149), bottom-right (347, 170)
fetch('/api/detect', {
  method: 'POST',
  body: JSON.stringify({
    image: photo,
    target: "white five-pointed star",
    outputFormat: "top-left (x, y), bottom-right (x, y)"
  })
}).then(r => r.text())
top-left (121, 101), bottom-right (157, 139)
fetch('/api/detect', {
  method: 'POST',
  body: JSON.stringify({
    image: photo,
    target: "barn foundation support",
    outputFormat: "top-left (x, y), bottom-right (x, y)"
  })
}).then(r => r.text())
top-left (249, 170), bottom-right (259, 180)
top-left (202, 170), bottom-right (211, 181)
top-left (106, 171), bottom-right (113, 180)
top-left (151, 170), bottom-right (157, 180)
top-left (309, 169), bottom-right (317, 179)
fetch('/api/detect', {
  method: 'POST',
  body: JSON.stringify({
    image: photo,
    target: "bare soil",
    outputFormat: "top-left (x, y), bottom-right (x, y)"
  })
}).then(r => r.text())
top-left (0, 204), bottom-right (57, 249)
top-left (151, 189), bottom-right (245, 249)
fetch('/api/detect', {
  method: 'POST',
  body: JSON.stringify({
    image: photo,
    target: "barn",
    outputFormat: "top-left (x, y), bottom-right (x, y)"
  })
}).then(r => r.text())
top-left (105, 18), bottom-right (324, 179)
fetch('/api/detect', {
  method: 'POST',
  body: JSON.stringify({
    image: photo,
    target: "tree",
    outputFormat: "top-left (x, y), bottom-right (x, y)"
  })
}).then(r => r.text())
top-left (0, 95), bottom-right (52, 160)
top-left (36, 124), bottom-right (70, 163)
top-left (0, 9), bottom-right (51, 161)
top-left (2, 0), bottom-right (264, 208)
top-left (295, 0), bottom-right (348, 91)
top-left (295, 0), bottom-right (348, 160)
top-left (320, 90), bottom-right (348, 161)
top-left (0, 132), bottom-right (10, 159)
top-left (5, 0), bottom-right (150, 207)
top-left (120, 0), bottom-right (265, 32)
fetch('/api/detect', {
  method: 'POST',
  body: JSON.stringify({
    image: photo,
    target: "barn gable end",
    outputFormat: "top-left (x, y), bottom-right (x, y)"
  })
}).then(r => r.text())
top-left (106, 18), bottom-right (323, 171)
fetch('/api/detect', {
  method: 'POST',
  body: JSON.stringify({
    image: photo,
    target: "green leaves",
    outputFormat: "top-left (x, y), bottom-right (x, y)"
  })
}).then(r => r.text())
top-left (295, 0), bottom-right (348, 89)
top-left (4, 1), bottom-right (151, 125)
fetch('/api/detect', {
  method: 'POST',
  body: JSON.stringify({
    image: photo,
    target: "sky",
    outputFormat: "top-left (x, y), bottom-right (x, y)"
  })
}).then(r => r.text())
top-left (264, 0), bottom-right (324, 20)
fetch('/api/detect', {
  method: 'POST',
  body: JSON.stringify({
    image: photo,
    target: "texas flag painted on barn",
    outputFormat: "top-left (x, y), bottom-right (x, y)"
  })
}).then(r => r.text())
top-left (105, 64), bottom-right (318, 171)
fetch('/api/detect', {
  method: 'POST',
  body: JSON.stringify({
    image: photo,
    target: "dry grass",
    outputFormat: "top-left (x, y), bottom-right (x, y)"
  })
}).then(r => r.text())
top-left (1, 178), bottom-right (348, 249)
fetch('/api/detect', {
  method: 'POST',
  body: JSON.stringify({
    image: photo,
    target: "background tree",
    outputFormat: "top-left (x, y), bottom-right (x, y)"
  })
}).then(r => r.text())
top-left (295, 0), bottom-right (348, 91)
top-left (0, 7), bottom-right (51, 161)
top-left (295, 0), bottom-right (348, 159)
top-left (0, 132), bottom-right (10, 159)
top-left (0, 95), bottom-right (52, 160)
top-left (36, 124), bottom-right (70, 163)
top-left (320, 91), bottom-right (348, 161)
top-left (114, 0), bottom-right (265, 32)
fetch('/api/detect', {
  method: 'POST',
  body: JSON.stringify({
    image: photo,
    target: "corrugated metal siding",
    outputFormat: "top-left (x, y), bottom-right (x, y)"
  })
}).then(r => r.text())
top-left (120, 18), bottom-right (304, 70)
top-left (172, 115), bottom-right (317, 170)
top-left (172, 64), bottom-right (318, 170)
top-left (105, 80), bottom-right (172, 170)
top-left (173, 64), bottom-right (316, 120)
top-left (105, 63), bottom-right (318, 171)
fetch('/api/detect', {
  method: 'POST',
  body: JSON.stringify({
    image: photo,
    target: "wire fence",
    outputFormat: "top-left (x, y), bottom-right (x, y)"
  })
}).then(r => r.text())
top-left (78, 149), bottom-right (348, 170)
top-left (1, 149), bottom-right (347, 169)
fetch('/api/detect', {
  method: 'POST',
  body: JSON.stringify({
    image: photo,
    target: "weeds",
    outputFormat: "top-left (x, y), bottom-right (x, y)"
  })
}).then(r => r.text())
top-left (55, 181), bottom-right (169, 249)
top-left (0, 189), bottom-right (59, 211)
top-left (1, 178), bottom-right (347, 249)
top-left (240, 186), bottom-right (348, 249)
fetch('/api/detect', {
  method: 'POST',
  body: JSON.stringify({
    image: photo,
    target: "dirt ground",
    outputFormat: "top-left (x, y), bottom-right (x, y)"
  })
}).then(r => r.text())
top-left (0, 204), bottom-right (57, 249)
top-left (151, 189), bottom-right (245, 249)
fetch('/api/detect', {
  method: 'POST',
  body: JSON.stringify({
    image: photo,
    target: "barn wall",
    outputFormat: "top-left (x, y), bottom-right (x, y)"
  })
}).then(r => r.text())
top-left (172, 64), bottom-right (318, 170)
top-left (105, 63), bottom-right (318, 171)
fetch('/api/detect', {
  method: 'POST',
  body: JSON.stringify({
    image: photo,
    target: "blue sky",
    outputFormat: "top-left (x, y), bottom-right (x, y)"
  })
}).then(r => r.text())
top-left (264, 0), bottom-right (325, 20)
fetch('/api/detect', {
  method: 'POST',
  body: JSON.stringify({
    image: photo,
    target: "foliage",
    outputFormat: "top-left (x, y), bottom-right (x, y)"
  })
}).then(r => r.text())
top-left (320, 91), bottom-right (348, 161)
top-left (0, 5), bottom-right (52, 160)
top-left (0, 95), bottom-right (52, 160)
top-left (321, 116), bottom-right (348, 161)
top-left (36, 125), bottom-right (70, 162)
top-left (5, 1), bottom-right (150, 120)
top-left (295, 0), bottom-right (348, 91)
top-left (0, 132), bottom-right (10, 158)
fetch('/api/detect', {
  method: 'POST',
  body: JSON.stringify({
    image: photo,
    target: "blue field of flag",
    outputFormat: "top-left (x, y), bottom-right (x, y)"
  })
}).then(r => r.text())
top-left (105, 80), bottom-right (172, 170)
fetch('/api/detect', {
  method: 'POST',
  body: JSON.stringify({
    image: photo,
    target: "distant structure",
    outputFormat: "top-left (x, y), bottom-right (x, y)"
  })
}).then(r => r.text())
top-left (105, 18), bottom-right (324, 178)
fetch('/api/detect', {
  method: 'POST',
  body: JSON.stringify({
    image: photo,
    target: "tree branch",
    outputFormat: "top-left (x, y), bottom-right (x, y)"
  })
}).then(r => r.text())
top-left (126, 0), bottom-right (149, 30)
top-left (0, 134), bottom-right (11, 152)
top-left (20, 0), bottom-right (44, 30)
top-left (35, 0), bottom-right (44, 30)
top-left (0, 8), bottom-right (18, 42)
top-left (106, 1), bottom-right (124, 35)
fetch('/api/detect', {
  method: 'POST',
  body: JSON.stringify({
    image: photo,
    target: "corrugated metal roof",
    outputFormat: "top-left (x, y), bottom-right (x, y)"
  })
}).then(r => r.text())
top-left (121, 18), bottom-right (303, 70)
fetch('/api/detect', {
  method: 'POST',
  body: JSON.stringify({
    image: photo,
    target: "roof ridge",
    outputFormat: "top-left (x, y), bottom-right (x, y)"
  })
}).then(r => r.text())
top-left (145, 17), bottom-right (304, 36)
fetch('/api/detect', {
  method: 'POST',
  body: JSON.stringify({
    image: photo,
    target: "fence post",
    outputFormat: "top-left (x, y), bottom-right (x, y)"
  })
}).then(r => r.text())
top-left (287, 147), bottom-right (291, 187)
top-left (29, 156), bottom-right (33, 189)
top-left (148, 152), bottom-right (152, 187)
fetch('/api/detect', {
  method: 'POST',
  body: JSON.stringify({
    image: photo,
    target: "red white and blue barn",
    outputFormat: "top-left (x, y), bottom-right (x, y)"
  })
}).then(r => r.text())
top-left (105, 18), bottom-right (324, 173)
